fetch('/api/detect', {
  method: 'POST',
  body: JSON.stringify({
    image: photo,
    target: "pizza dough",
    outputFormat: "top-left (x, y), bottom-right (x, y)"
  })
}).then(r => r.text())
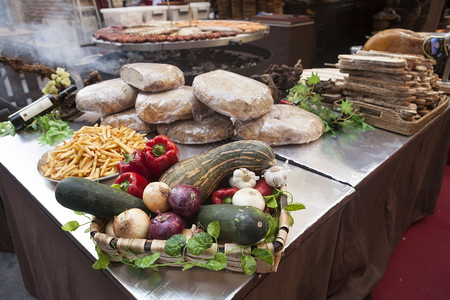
top-left (156, 112), bottom-right (233, 144)
top-left (192, 70), bottom-right (273, 121)
top-left (120, 63), bottom-right (185, 92)
top-left (234, 104), bottom-right (325, 145)
top-left (75, 78), bottom-right (138, 115)
top-left (135, 85), bottom-right (210, 124)
top-left (101, 108), bottom-right (156, 133)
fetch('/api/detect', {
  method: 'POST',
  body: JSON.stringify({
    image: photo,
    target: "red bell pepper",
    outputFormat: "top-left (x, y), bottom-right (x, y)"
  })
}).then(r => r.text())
top-left (117, 149), bottom-right (153, 181)
top-left (254, 178), bottom-right (275, 196)
top-left (212, 188), bottom-right (239, 204)
top-left (144, 135), bottom-right (180, 179)
top-left (112, 172), bottom-right (150, 199)
top-left (254, 178), bottom-right (275, 214)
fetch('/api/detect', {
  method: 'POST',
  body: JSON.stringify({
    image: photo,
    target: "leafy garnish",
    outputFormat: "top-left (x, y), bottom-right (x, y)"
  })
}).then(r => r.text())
top-left (64, 211), bottom-right (274, 275)
top-left (0, 121), bottom-right (16, 137)
top-left (24, 113), bottom-right (73, 146)
top-left (285, 73), bottom-right (373, 135)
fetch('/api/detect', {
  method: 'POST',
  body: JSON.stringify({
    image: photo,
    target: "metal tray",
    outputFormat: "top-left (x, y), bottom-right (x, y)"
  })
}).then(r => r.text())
top-left (89, 31), bottom-right (269, 51)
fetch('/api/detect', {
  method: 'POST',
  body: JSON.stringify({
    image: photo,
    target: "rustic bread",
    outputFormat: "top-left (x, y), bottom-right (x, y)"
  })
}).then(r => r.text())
top-left (192, 70), bottom-right (273, 121)
top-left (135, 85), bottom-right (210, 124)
top-left (75, 78), bottom-right (138, 115)
top-left (120, 63), bottom-right (185, 92)
top-left (101, 108), bottom-right (156, 133)
top-left (234, 104), bottom-right (324, 145)
top-left (156, 112), bottom-right (233, 144)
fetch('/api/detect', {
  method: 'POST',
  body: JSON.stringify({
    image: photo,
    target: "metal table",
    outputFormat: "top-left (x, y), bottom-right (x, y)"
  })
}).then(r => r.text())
top-left (0, 127), bottom-right (354, 300)
top-left (0, 103), bottom-right (448, 299)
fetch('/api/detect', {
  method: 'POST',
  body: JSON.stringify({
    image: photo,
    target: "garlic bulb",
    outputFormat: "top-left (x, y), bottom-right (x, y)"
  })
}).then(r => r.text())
top-left (263, 161), bottom-right (291, 187)
top-left (229, 168), bottom-right (259, 189)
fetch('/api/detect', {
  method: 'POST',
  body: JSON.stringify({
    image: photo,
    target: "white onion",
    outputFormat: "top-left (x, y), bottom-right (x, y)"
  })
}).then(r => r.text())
top-left (113, 208), bottom-right (150, 239)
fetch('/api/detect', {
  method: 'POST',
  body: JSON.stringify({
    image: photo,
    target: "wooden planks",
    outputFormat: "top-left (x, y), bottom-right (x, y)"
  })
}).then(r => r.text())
top-left (336, 50), bottom-right (445, 121)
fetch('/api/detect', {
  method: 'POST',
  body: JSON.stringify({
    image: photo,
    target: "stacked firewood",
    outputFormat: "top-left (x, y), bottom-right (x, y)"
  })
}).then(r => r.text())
top-left (336, 50), bottom-right (444, 121)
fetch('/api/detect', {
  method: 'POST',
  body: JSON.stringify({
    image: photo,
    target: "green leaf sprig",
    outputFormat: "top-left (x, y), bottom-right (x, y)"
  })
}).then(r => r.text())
top-left (62, 214), bottom-right (274, 275)
top-left (0, 121), bottom-right (16, 137)
top-left (285, 73), bottom-right (373, 135)
top-left (263, 187), bottom-right (305, 243)
top-left (24, 113), bottom-right (73, 146)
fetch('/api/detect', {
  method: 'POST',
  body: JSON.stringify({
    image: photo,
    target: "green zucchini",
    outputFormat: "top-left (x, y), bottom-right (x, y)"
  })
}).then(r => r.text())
top-left (159, 140), bottom-right (276, 203)
top-left (193, 204), bottom-right (269, 245)
top-left (55, 177), bottom-right (149, 219)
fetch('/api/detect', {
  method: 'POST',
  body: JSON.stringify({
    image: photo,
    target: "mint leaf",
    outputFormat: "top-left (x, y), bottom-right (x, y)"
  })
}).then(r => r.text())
top-left (264, 215), bottom-right (279, 243)
top-left (92, 252), bottom-right (110, 270)
top-left (61, 220), bottom-right (80, 231)
top-left (187, 232), bottom-right (213, 256)
top-left (164, 234), bottom-right (186, 256)
top-left (207, 221), bottom-right (220, 239)
top-left (205, 252), bottom-right (227, 271)
top-left (182, 262), bottom-right (196, 271)
top-left (251, 248), bottom-right (274, 265)
top-left (241, 255), bottom-right (257, 275)
top-left (134, 253), bottom-right (160, 268)
top-left (285, 203), bottom-right (306, 211)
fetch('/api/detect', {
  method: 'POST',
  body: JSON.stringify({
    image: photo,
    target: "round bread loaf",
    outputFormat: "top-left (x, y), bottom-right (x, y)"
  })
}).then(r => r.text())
top-left (101, 108), bottom-right (156, 133)
top-left (192, 70), bottom-right (274, 121)
top-left (234, 104), bottom-right (324, 145)
top-left (156, 112), bottom-right (233, 144)
top-left (75, 78), bottom-right (138, 115)
top-left (135, 86), bottom-right (209, 124)
top-left (120, 63), bottom-right (185, 92)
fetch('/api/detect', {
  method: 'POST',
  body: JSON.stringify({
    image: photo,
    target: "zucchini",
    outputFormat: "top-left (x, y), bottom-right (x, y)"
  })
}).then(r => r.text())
top-left (55, 177), bottom-right (149, 219)
top-left (194, 204), bottom-right (269, 245)
top-left (159, 140), bottom-right (276, 203)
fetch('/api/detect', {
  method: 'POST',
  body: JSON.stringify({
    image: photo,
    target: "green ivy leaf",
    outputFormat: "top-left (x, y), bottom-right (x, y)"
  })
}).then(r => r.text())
top-left (187, 232), bottom-right (213, 256)
top-left (264, 195), bottom-right (278, 209)
top-left (205, 252), bottom-right (227, 271)
top-left (92, 252), bottom-right (110, 270)
top-left (164, 234), bottom-right (186, 256)
top-left (182, 262), bottom-right (196, 271)
top-left (251, 248), bottom-right (274, 265)
top-left (61, 220), bottom-right (80, 232)
top-left (264, 215), bottom-right (279, 243)
top-left (134, 253), bottom-right (160, 268)
top-left (241, 255), bottom-right (257, 275)
top-left (207, 221), bottom-right (220, 240)
top-left (285, 203), bottom-right (306, 211)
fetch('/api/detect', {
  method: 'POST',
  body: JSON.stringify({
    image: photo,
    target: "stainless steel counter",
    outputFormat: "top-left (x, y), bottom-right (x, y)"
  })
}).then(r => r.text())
top-left (0, 126), bottom-right (354, 300)
top-left (274, 128), bottom-right (410, 187)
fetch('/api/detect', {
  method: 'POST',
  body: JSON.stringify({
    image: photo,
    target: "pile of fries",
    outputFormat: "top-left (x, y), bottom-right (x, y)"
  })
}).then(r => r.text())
top-left (40, 125), bottom-right (147, 181)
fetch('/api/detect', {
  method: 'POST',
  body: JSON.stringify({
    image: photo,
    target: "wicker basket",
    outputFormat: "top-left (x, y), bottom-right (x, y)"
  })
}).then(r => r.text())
top-left (90, 193), bottom-right (290, 274)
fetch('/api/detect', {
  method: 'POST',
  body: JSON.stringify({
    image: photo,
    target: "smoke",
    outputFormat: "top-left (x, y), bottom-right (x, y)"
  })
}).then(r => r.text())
top-left (27, 20), bottom-right (91, 68)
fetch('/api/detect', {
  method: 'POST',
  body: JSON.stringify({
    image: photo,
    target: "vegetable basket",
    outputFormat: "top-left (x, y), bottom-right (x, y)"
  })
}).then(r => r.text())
top-left (89, 192), bottom-right (290, 274)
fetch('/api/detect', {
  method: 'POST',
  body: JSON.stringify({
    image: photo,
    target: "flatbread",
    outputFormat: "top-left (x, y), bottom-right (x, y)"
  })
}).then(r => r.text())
top-left (135, 85), bottom-right (209, 124)
top-left (75, 78), bottom-right (137, 115)
top-left (234, 104), bottom-right (325, 145)
top-left (156, 112), bottom-right (233, 144)
top-left (192, 70), bottom-right (273, 121)
top-left (120, 63), bottom-right (185, 92)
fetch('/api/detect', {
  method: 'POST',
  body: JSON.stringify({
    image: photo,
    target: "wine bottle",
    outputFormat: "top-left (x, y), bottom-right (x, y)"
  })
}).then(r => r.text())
top-left (8, 85), bottom-right (77, 131)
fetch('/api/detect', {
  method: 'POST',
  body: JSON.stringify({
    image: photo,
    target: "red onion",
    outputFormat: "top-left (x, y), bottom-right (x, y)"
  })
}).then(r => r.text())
top-left (149, 212), bottom-right (184, 240)
top-left (168, 184), bottom-right (202, 217)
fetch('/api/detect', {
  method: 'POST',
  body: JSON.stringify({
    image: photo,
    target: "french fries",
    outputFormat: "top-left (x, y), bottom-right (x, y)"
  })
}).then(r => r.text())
top-left (40, 124), bottom-right (147, 181)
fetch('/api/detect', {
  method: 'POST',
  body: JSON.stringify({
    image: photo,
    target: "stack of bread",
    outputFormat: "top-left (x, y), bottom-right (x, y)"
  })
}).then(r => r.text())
top-left (75, 63), bottom-right (325, 146)
top-left (336, 50), bottom-right (444, 121)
